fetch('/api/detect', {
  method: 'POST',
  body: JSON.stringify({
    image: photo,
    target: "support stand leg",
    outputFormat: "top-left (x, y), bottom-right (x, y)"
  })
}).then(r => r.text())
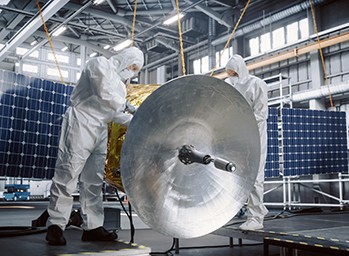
top-left (175, 238), bottom-right (179, 254)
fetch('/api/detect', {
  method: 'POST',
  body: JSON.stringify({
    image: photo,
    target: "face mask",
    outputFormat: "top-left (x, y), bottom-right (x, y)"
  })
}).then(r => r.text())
top-left (229, 76), bottom-right (239, 85)
top-left (119, 68), bottom-right (135, 81)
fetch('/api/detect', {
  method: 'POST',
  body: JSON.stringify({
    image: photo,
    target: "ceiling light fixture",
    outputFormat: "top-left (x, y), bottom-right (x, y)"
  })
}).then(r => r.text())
top-left (52, 26), bottom-right (67, 37)
top-left (113, 39), bottom-right (132, 52)
top-left (163, 13), bottom-right (184, 25)
top-left (93, 0), bottom-right (106, 5)
top-left (30, 41), bottom-right (37, 46)
top-left (89, 52), bottom-right (97, 57)
top-left (61, 46), bottom-right (68, 52)
top-left (103, 44), bottom-right (111, 49)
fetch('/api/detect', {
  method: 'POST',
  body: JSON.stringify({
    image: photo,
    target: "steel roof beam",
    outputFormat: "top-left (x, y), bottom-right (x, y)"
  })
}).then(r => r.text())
top-left (33, 30), bottom-right (113, 58)
top-left (0, 0), bottom-right (69, 62)
top-left (185, 0), bottom-right (232, 28)
top-left (0, 1), bottom-right (36, 41)
top-left (65, 2), bottom-right (142, 31)
top-left (155, 37), bottom-right (178, 52)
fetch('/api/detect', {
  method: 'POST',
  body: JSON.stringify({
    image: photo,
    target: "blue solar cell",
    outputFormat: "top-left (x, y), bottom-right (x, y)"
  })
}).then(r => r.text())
top-left (265, 107), bottom-right (280, 178)
top-left (281, 108), bottom-right (348, 177)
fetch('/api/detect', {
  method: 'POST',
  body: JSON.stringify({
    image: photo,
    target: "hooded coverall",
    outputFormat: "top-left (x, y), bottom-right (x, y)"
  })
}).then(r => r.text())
top-left (225, 54), bottom-right (269, 223)
top-left (47, 47), bottom-right (144, 230)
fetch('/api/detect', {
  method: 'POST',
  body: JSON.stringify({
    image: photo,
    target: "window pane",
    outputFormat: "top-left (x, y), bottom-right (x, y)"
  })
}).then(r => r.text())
top-left (221, 50), bottom-right (229, 67)
top-left (193, 59), bottom-right (201, 74)
top-left (260, 32), bottom-right (271, 52)
top-left (29, 51), bottom-right (39, 58)
top-left (76, 72), bottom-right (81, 81)
top-left (287, 22), bottom-right (298, 43)
top-left (272, 27), bottom-right (285, 48)
top-left (16, 47), bottom-right (28, 55)
top-left (201, 56), bottom-right (209, 73)
top-left (47, 67), bottom-right (68, 78)
top-left (22, 64), bottom-right (38, 73)
top-left (48, 53), bottom-right (69, 64)
top-left (249, 37), bottom-right (259, 56)
top-left (299, 18), bottom-right (309, 39)
top-left (215, 51), bottom-right (221, 68)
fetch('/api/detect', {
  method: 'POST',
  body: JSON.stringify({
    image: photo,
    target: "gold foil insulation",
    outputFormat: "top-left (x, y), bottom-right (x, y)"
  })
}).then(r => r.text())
top-left (104, 84), bottom-right (159, 192)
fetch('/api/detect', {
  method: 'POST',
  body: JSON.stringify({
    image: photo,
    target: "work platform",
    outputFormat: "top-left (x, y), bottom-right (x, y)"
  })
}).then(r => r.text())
top-left (213, 210), bottom-right (349, 255)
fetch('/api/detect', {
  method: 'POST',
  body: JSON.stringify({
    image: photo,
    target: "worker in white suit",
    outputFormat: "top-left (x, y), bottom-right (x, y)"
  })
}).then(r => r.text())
top-left (46, 47), bottom-right (144, 245)
top-left (225, 54), bottom-right (268, 230)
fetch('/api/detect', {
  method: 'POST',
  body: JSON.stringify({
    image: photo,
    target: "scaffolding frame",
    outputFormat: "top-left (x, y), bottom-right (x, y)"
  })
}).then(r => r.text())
top-left (264, 73), bottom-right (349, 210)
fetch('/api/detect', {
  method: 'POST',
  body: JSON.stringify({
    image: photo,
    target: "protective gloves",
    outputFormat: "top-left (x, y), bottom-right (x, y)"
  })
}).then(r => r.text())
top-left (125, 100), bottom-right (138, 115)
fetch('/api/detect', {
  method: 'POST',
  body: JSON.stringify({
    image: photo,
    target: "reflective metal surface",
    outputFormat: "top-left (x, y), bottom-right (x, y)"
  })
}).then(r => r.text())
top-left (121, 75), bottom-right (260, 238)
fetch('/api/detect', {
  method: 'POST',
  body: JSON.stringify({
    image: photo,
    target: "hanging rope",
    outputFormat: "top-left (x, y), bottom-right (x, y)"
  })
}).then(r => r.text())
top-left (175, 0), bottom-right (186, 76)
top-left (35, 0), bottom-right (65, 84)
top-left (210, 0), bottom-right (251, 77)
top-left (309, 0), bottom-right (334, 108)
top-left (131, 0), bottom-right (138, 46)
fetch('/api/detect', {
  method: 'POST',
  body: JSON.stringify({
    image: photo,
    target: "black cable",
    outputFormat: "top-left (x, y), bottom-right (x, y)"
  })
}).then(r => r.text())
top-left (128, 201), bottom-right (135, 243)
top-left (115, 189), bottom-right (135, 243)
top-left (149, 238), bottom-right (263, 255)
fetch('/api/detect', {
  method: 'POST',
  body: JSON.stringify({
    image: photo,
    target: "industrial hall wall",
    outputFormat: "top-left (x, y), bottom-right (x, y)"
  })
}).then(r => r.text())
top-left (0, 69), bottom-right (347, 179)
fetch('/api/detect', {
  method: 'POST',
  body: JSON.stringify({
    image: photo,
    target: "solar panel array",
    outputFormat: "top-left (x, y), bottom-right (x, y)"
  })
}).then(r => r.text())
top-left (0, 70), bottom-right (73, 179)
top-left (265, 108), bottom-right (280, 178)
top-left (282, 108), bottom-right (348, 176)
top-left (0, 70), bottom-right (347, 179)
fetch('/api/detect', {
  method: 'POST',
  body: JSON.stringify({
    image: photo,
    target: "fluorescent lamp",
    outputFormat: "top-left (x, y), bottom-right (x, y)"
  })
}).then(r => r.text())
top-left (15, 62), bottom-right (19, 67)
top-left (30, 41), bottom-right (37, 46)
top-left (113, 39), bottom-right (132, 52)
top-left (163, 13), bottom-right (184, 25)
top-left (103, 44), bottom-right (110, 49)
top-left (52, 26), bottom-right (67, 37)
top-left (61, 46), bottom-right (68, 52)
top-left (94, 0), bottom-right (105, 5)
top-left (89, 52), bottom-right (97, 57)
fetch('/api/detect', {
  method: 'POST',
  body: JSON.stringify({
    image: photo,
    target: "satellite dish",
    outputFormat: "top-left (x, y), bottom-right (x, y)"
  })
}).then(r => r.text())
top-left (121, 74), bottom-right (260, 238)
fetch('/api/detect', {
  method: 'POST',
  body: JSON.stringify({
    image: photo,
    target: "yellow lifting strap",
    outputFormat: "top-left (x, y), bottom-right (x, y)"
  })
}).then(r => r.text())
top-left (176, 0), bottom-right (186, 76)
top-left (210, 0), bottom-right (251, 77)
top-left (309, 0), bottom-right (334, 109)
top-left (35, 0), bottom-right (65, 84)
top-left (131, 0), bottom-right (138, 46)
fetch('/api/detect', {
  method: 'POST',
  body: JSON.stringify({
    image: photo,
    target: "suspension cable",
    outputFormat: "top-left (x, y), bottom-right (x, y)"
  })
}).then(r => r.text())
top-left (35, 0), bottom-right (65, 84)
top-left (210, 0), bottom-right (251, 77)
top-left (131, 0), bottom-right (138, 46)
top-left (175, 0), bottom-right (186, 76)
top-left (309, 0), bottom-right (334, 109)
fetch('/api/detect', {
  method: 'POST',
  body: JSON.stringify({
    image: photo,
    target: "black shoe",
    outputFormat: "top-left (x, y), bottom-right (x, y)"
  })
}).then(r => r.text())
top-left (82, 226), bottom-right (118, 242)
top-left (46, 225), bottom-right (66, 246)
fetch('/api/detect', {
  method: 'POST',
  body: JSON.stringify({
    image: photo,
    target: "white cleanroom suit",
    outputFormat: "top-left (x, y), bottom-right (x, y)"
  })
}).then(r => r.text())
top-left (225, 54), bottom-right (268, 230)
top-left (47, 47), bottom-right (144, 231)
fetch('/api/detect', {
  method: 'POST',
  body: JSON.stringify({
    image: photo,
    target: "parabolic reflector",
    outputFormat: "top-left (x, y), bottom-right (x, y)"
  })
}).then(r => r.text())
top-left (121, 74), bottom-right (260, 238)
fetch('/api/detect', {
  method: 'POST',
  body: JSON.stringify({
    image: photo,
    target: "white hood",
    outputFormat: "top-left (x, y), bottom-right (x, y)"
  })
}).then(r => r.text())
top-left (110, 47), bottom-right (144, 73)
top-left (225, 54), bottom-right (249, 84)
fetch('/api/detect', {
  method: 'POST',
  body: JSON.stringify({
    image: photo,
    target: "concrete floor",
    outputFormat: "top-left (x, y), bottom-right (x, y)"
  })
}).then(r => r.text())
top-left (1, 201), bottom-right (344, 255)
top-left (0, 201), bottom-right (279, 256)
